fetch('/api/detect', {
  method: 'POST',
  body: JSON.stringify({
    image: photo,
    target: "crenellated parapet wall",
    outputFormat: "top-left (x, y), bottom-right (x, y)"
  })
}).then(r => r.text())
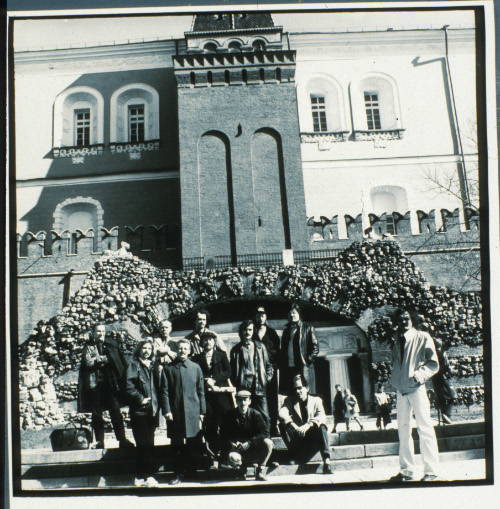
top-left (307, 207), bottom-right (479, 251)
top-left (17, 225), bottom-right (181, 274)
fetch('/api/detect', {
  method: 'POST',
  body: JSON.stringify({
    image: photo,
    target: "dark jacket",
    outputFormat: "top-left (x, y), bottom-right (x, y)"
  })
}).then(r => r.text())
top-left (77, 336), bottom-right (128, 413)
top-left (280, 321), bottom-right (319, 369)
top-left (253, 325), bottom-right (280, 368)
top-left (230, 340), bottom-right (273, 396)
top-left (333, 391), bottom-right (346, 418)
top-left (192, 349), bottom-right (232, 387)
top-left (432, 349), bottom-right (457, 402)
top-left (125, 358), bottom-right (159, 417)
top-left (160, 357), bottom-right (206, 439)
top-left (221, 407), bottom-right (268, 448)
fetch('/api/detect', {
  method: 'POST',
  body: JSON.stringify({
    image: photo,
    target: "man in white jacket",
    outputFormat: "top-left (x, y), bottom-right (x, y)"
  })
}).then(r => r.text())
top-left (279, 374), bottom-right (332, 474)
top-left (389, 309), bottom-right (440, 482)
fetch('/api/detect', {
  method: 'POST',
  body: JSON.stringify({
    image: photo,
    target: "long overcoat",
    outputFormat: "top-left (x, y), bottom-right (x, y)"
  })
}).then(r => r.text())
top-left (161, 358), bottom-right (206, 439)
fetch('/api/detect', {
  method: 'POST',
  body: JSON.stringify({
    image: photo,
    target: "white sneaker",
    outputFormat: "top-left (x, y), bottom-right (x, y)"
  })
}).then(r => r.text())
top-left (134, 477), bottom-right (145, 487)
top-left (145, 477), bottom-right (159, 488)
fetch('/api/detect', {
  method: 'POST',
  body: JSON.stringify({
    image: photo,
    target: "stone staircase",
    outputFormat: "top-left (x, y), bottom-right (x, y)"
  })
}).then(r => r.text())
top-left (21, 421), bottom-right (485, 482)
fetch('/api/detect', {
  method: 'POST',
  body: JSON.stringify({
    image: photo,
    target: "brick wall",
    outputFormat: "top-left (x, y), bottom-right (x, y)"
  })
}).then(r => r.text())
top-left (178, 82), bottom-right (309, 259)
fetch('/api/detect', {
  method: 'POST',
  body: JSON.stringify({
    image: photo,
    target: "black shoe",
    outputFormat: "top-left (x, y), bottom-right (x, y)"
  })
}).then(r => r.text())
top-left (323, 462), bottom-right (333, 475)
top-left (169, 474), bottom-right (184, 485)
top-left (94, 441), bottom-right (104, 450)
top-left (235, 467), bottom-right (247, 481)
top-left (119, 439), bottom-right (135, 450)
top-left (389, 472), bottom-right (414, 482)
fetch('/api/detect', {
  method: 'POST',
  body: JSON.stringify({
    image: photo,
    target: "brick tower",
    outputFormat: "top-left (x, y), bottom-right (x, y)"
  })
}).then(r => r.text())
top-left (174, 12), bottom-right (309, 263)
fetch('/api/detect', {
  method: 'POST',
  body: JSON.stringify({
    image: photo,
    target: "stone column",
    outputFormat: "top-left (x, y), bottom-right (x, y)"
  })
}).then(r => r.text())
top-left (325, 353), bottom-right (351, 400)
top-left (359, 353), bottom-right (372, 412)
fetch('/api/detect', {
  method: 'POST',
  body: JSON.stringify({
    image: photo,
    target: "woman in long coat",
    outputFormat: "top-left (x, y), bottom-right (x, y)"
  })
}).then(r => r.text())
top-left (124, 341), bottom-right (159, 487)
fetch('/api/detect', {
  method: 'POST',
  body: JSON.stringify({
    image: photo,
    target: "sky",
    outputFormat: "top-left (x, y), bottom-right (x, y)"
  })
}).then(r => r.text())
top-left (13, 9), bottom-right (476, 50)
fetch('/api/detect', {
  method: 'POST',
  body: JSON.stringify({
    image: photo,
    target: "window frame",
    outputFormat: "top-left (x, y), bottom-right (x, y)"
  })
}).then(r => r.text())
top-left (128, 104), bottom-right (145, 143)
top-left (310, 94), bottom-right (328, 133)
top-left (74, 108), bottom-right (91, 146)
top-left (364, 91), bottom-right (382, 131)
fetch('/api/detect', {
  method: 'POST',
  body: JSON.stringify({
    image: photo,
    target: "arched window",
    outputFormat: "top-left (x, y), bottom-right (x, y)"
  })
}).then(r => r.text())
top-left (53, 197), bottom-right (104, 253)
top-left (298, 76), bottom-right (346, 133)
top-left (252, 40), bottom-right (266, 52)
top-left (203, 42), bottom-right (218, 53)
top-left (110, 83), bottom-right (160, 143)
top-left (228, 41), bottom-right (242, 53)
top-left (350, 74), bottom-right (403, 135)
top-left (53, 87), bottom-right (104, 148)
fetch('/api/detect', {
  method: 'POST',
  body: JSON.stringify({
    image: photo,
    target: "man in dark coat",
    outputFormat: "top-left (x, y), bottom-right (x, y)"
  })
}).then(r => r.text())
top-left (279, 374), bottom-right (332, 474)
top-left (253, 305), bottom-right (281, 436)
top-left (332, 384), bottom-right (347, 433)
top-left (230, 320), bottom-right (273, 426)
top-left (192, 331), bottom-right (235, 464)
top-left (161, 338), bottom-right (206, 484)
top-left (279, 304), bottom-right (319, 396)
top-left (77, 323), bottom-right (134, 449)
top-left (220, 390), bottom-right (273, 481)
top-left (432, 338), bottom-right (457, 425)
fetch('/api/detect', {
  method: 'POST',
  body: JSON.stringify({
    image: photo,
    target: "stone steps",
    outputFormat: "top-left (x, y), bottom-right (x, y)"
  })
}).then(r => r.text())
top-left (21, 421), bottom-right (485, 480)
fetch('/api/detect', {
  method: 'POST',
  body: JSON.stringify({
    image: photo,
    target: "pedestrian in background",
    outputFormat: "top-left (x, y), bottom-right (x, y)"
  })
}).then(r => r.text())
top-left (344, 388), bottom-right (363, 431)
top-left (332, 384), bottom-right (346, 433)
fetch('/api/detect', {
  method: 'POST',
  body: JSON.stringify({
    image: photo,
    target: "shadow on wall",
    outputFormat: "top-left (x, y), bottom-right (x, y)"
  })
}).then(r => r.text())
top-left (19, 68), bottom-right (181, 237)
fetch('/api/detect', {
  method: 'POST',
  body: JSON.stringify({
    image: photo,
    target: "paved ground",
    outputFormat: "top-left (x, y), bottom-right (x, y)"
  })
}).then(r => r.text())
top-left (21, 457), bottom-right (486, 490)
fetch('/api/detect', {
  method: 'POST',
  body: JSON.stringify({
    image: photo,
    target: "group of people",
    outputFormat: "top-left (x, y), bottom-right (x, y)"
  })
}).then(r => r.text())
top-left (332, 384), bottom-right (364, 432)
top-left (78, 304), bottom-right (331, 486)
top-left (77, 304), bottom-right (448, 486)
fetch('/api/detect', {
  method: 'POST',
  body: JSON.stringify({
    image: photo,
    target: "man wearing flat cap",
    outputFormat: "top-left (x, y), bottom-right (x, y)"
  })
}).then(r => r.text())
top-left (220, 390), bottom-right (273, 481)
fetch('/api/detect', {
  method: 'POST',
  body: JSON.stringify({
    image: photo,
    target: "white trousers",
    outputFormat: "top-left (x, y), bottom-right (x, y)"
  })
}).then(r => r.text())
top-left (396, 385), bottom-right (439, 477)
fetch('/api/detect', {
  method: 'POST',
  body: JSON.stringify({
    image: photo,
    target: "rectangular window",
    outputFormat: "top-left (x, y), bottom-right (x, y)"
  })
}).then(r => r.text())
top-left (128, 105), bottom-right (145, 143)
top-left (364, 92), bottom-right (381, 130)
top-left (310, 95), bottom-right (328, 132)
top-left (69, 233), bottom-right (78, 255)
top-left (74, 109), bottom-right (90, 146)
top-left (386, 215), bottom-right (397, 235)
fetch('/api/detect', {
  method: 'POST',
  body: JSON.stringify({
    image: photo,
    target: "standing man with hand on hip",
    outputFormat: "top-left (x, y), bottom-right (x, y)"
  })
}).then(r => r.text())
top-left (279, 304), bottom-right (319, 397)
top-left (389, 309), bottom-right (440, 482)
top-left (253, 306), bottom-right (281, 436)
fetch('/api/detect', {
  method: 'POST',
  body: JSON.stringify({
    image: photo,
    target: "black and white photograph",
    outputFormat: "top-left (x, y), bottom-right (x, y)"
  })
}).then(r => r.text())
top-left (6, 0), bottom-right (498, 501)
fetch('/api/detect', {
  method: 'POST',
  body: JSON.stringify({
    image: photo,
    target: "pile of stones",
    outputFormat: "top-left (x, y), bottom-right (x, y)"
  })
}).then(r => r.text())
top-left (17, 240), bottom-right (483, 429)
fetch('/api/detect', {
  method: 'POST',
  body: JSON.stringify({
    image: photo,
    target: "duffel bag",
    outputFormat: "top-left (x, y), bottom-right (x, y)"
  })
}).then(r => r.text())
top-left (50, 423), bottom-right (92, 452)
